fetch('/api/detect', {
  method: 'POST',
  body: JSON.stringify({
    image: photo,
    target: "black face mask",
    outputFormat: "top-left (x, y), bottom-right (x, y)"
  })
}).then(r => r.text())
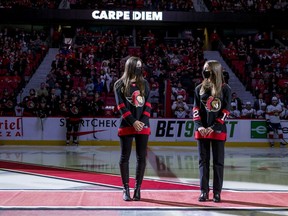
top-left (135, 67), bottom-right (142, 76)
top-left (202, 70), bottom-right (211, 79)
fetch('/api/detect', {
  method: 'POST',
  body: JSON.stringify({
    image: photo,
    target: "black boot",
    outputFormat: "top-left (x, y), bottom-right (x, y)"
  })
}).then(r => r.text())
top-left (133, 185), bottom-right (141, 201)
top-left (133, 161), bottom-right (146, 201)
top-left (123, 183), bottom-right (131, 201)
top-left (120, 163), bottom-right (131, 201)
top-left (198, 192), bottom-right (209, 202)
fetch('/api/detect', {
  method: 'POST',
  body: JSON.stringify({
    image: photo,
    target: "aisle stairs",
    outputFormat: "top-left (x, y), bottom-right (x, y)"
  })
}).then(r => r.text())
top-left (17, 48), bottom-right (59, 102)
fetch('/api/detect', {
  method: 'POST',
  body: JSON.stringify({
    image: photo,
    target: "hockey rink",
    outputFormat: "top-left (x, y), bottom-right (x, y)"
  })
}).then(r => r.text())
top-left (0, 144), bottom-right (288, 216)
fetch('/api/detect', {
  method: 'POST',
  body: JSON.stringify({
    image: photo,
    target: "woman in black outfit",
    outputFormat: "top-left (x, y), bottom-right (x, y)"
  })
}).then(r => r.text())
top-left (114, 56), bottom-right (151, 201)
top-left (193, 60), bottom-right (231, 203)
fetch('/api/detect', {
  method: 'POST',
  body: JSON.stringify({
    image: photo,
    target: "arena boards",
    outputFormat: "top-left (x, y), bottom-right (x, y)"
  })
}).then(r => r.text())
top-left (0, 117), bottom-right (284, 147)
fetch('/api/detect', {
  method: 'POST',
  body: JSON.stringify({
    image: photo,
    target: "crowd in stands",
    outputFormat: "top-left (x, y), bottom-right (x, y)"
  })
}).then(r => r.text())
top-left (229, 92), bottom-right (288, 120)
top-left (16, 26), bottom-right (205, 118)
top-left (221, 30), bottom-right (288, 109)
top-left (0, 27), bottom-right (48, 116)
top-left (0, 0), bottom-right (194, 11)
top-left (219, 29), bottom-right (288, 120)
top-left (204, 0), bottom-right (288, 13)
top-left (1, 0), bottom-right (288, 13)
top-left (2, 24), bottom-right (288, 120)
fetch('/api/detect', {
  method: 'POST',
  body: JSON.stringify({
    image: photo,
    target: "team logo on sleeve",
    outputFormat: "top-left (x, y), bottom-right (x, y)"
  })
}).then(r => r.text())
top-left (205, 96), bottom-right (221, 112)
top-left (126, 90), bottom-right (145, 107)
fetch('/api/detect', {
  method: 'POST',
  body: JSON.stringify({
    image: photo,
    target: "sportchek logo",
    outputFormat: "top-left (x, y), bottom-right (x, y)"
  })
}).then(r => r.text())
top-left (251, 121), bottom-right (267, 138)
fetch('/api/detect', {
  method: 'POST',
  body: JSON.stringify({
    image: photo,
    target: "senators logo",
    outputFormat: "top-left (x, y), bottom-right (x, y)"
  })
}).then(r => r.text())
top-left (127, 90), bottom-right (145, 107)
top-left (60, 103), bottom-right (67, 112)
top-left (5, 100), bottom-right (13, 108)
top-left (27, 101), bottom-right (35, 109)
top-left (205, 96), bottom-right (221, 112)
top-left (71, 106), bottom-right (79, 114)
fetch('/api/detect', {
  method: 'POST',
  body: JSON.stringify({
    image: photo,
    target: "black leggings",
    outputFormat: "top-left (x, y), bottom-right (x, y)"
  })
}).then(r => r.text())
top-left (66, 120), bottom-right (80, 141)
top-left (119, 134), bottom-right (149, 165)
top-left (119, 134), bottom-right (149, 186)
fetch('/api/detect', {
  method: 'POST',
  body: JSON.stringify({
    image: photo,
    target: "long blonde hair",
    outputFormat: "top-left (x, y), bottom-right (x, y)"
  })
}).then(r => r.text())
top-left (200, 60), bottom-right (224, 98)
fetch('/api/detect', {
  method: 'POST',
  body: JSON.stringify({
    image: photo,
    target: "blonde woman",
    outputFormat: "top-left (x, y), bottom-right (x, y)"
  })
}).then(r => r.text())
top-left (193, 60), bottom-right (231, 203)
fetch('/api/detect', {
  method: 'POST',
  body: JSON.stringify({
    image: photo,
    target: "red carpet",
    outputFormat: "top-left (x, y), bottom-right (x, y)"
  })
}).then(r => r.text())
top-left (1, 160), bottom-right (288, 210)
top-left (0, 190), bottom-right (288, 208)
top-left (0, 160), bottom-right (199, 190)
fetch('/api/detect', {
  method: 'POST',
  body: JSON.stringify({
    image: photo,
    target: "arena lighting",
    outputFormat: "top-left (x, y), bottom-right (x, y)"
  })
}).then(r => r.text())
top-left (91, 10), bottom-right (163, 21)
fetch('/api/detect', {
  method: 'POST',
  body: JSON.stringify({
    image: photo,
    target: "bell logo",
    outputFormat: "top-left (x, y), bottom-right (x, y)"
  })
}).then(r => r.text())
top-left (251, 121), bottom-right (267, 138)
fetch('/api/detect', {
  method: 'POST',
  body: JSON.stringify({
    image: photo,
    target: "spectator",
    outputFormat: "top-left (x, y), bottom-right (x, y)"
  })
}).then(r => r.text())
top-left (103, 70), bottom-right (113, 94)
top-left (94, 76), bottom-right (105, 94)
top-left (36, 98), bottom-right (51, 119)
top-left (222, 69), bottom-right (229, 84)
top-left (47, 88), bottom-right (61, 116)
top-left (210, 29), bottom-right (220, 50)
top-left (171, 95), bottom-right (189, 118)
top-left (280, 103), bottom-right (288, 119)
top-left (22, 88), bottom-right (38, 116)
top-left (54, 83), bottom-right (62, 97)
top-left (150, 83), bottom-right (159, 105)
top-left (62, 74), bottom-right (74, 93)
top-left (229, 102), bottom-right (241, 119)
top-left (255, 102), bottom-right (266, 119)
top-left (172, 82), bottom-right (187, 101)
top-left (88, 92), bottom-right (105, 117)
top-left (0, 88), bottom-right (16, 116)
top-left (46, 73), bottom-right (56, 90)
top-left (85, 78), bottom-right (95, 96)
top-left (253, 93), bottom-right (265, 111)
top-left (79, 90), bottom-right (90, 114)
top-left (231, 92), bottom-right (243, 111)
top-left (174, 106), bottom-right (189, 118)
top-left (14, 103), bottom-right (24, 117)
top-left (279, 102), bottom-right (287, 119)
top-left (37, 82), bottom-right (49, 99)
top-left (255, 79), bottom-right (267, 95)
top-left (51, 54), bottom-right (63, 70)
top-left (241, 101), bottom-right (256, 118)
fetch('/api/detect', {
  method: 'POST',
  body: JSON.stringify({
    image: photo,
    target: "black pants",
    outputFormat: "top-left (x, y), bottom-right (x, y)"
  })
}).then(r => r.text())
top-left (119, 134), bottom-right (149, 186)
top-left (66, 119), bottom-right (80, 142)
top-left (197, 139), bottom-right (225, 194)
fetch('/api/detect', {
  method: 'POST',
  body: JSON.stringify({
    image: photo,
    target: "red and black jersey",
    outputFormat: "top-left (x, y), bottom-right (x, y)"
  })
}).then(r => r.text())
top-left (88, 99), bottom-right (105, 117)
top-left (65, 98), bottom-right (82, 122)
top-left (193, 83), bottom-right (231, 141)
top-left (0, 95), bottom-right (16, 115)
top-left (36, 102), bottom-right (52, 118)
top-left (22, 95), bottom-right (38, 116)
top-left (114, 79), bottom-right (151, 136)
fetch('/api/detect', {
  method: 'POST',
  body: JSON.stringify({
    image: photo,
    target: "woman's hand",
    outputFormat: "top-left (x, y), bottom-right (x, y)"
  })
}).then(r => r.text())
top-left (198, 127), bottom-right (214, 137)
top-left (205, 127), bottom-right (213, 136)
top-left (198, 127), bottom-right (207, 136)
top-left (133, 120), bottom-right (145, 132)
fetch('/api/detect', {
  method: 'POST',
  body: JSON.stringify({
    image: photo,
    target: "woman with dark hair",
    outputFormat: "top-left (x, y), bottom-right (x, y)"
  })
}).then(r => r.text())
top-left (114, 56), bottom-right (151, 201)
top-left (193, 60), bottom-right (231, 203)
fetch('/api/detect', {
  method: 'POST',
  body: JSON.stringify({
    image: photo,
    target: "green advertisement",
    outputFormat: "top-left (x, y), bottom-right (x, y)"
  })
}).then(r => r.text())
top-left (251, 121), bottom-right (267, 139)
